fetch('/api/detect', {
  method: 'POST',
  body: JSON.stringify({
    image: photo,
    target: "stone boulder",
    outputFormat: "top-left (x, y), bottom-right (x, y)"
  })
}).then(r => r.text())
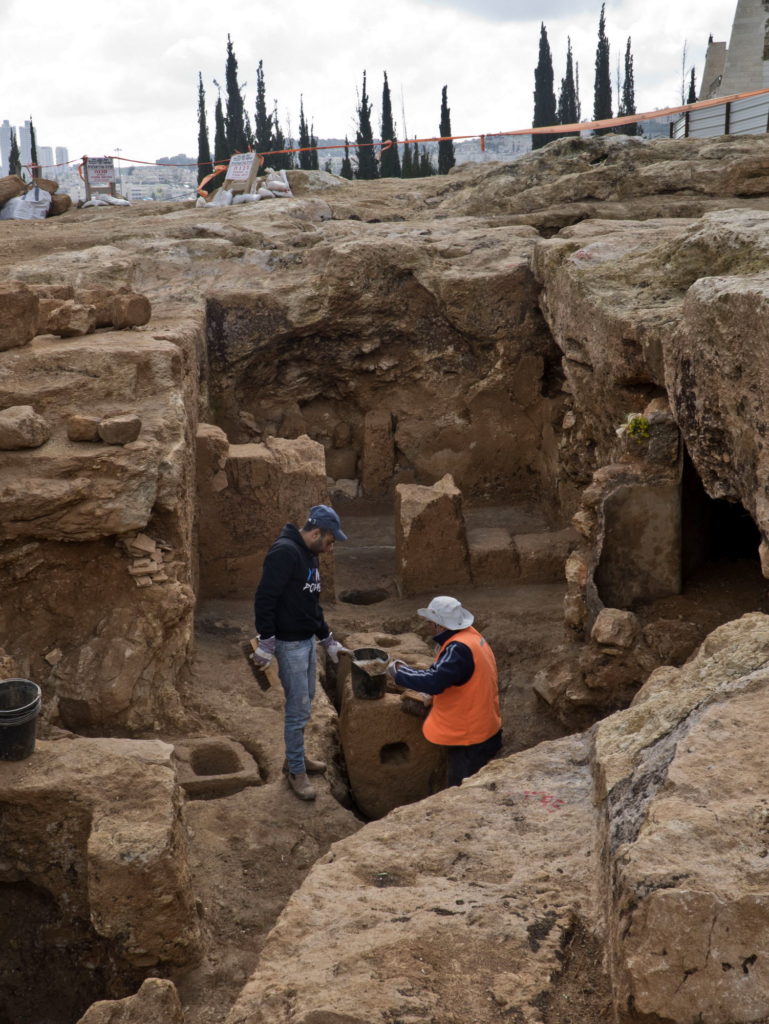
top-left (0, 282), bottom-right (38, 351)
top-left (590, 607), bottom-right (640, 648)
top-left (395, 474), bottom-right (470, 596)
top-left (0, 404), bottom-right (50, 449)
top-left (0, 737), bottom-right (201, 970)
top-left (37, 298), bottom-right (98, 338)
top-left (76, 979), bottom-right (184, 1024)
top-left (594, 613), bottom-right (769, 1024)
top-left (98, 413), bottom-right (142, 445)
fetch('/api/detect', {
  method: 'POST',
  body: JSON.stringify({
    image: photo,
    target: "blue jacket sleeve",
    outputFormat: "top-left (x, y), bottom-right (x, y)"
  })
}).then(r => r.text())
top-left (394, 641), bottom-right (474, 695)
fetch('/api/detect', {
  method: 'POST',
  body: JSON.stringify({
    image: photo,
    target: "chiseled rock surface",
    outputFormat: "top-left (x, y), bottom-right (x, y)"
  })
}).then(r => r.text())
top-left (225, 732), bottom-right (603, 1024)
top-left (667, 257), bottom-right (769, 541)
top-left (594, 613), bottom-right (769, 1024)
top-left (196, 430), bottom-right (329, 599)
top-left (0, 333), bottom-right (187, 540)
top-left (0, 737), bottom-right (201, 969)
top-left (0, 323), bottom-right (199, 733)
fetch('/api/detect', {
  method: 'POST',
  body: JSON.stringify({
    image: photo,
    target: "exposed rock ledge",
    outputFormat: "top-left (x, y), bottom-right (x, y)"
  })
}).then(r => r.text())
top-left (226, 613), bottom-right (769, 1024)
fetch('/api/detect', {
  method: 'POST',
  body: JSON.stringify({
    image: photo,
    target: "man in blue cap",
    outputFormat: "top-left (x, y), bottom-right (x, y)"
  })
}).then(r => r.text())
top-left (252, 504), bottom-right (348, 801)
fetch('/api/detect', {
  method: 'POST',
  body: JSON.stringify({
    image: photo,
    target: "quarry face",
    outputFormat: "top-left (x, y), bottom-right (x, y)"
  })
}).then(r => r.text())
top-left (2, 134), bottom-right (769, 1024)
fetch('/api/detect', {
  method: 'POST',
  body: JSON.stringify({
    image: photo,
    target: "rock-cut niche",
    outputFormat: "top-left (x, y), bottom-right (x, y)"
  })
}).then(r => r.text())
top-left (595, 450), bottom-right (764, 614)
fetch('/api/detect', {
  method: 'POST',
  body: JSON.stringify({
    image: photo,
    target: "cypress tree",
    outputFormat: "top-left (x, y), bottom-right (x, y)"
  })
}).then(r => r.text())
top-left (196, 72), bottom-right (212, 186)
top-left (575, 62), bottom-right (582, 120)
top-left (340, 136), bottom-right (353, 179)
top-left (224, 35), bottom-right (247, 153)
top-left (557, 38), bottom-right (579, 135)
top-left (309, 122), bottom-right (319, 170)
top-left (593, 3), bottom-right (612, 134)
top-left (411, 139), bottom-right (421, 177)
top-left (401, 138), bottom-right (413, 178)
top-left (418, 148), bottom-right (435, 176)
top-left (687, 67), bottom-right (697, 104)
top-left (254, 60), bottom-right (273, 155)
top-left (213, 88), bottom-right (228, 162)
top-left (355, 71), bottom-right (378, 179)
top-left (271, 104), bottom-right (289, 170)
top-left (618, 37), bottom-right (638, 135)
top-left (29, 117), bottom-right (38, 174)
top-left (8, 129), bottom-right (21, 176)
top-left (244, 110), bottom-right (254, 149)
top-left (298, 97), bottom-right (313, 170)
top-left (380, 72), bottom-right (401, 178)
top-left (438, 85), bottom-right (455, 174)
top-left (532, 23), bottom-right (558, 149)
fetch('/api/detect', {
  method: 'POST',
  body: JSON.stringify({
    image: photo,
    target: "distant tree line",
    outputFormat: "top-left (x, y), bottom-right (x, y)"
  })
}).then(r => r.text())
top-left (195, 38), bottom-right (457, 185)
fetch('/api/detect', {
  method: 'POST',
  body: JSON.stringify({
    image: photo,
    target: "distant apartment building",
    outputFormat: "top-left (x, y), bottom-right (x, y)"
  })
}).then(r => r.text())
top-left (55, 146), bottom-right (69, 169)
top-left (18, 121), bottom-right (32, 167)
top-left (0, 120), bottom-right (11, 175)
top-left (38, 146), bottom-right (54, 172)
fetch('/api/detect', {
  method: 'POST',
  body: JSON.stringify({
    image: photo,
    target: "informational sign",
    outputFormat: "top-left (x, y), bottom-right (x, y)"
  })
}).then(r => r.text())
top-left (85, 157), bottom-right (116, 185)
top-left (226, 153), bottom-right (256, 181)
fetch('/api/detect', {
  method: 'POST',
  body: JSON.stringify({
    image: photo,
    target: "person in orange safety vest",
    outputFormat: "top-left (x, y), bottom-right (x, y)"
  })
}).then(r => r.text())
top-left (387, 595), bottom-right (502, 786)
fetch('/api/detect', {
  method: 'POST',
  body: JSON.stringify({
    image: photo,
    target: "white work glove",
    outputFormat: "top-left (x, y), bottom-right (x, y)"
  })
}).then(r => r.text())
top-left (320, 632), bottom-right (349, 664)
top-left (387, 659), bottom-right (407, 681)
top-left (251, 635), bottom-right (276, 668)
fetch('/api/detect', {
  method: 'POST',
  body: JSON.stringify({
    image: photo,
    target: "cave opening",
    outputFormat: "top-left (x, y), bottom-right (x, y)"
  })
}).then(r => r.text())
top-left (682, 451), bottom-right (762, 575)
top-left (0, 881), bottom-right (145, 1024)
top-left (677, 449), bottom-right (767, 620)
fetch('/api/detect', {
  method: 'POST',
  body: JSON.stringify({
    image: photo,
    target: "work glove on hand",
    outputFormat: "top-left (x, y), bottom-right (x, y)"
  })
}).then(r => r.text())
top-left (320, 632), bottom-right (349, 664)
top-left (387, 659), bottom-right (407, 681)
top-left (251, 635), bottom-right (276, 669)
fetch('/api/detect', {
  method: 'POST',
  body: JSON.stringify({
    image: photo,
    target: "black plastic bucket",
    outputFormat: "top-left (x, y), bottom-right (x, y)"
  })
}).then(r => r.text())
top-left (0, 679), bottom-right (41, 761)
top-left (351, 648), bottom-right (389, 700)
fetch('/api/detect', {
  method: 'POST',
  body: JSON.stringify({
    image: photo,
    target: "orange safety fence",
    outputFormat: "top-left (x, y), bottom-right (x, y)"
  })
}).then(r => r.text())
top-left (25, 85), bottom-right (769, 195)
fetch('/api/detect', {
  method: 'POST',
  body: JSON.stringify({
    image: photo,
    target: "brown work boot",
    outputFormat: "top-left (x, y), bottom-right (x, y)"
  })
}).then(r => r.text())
top-left (283, 756), bottom-right (327, 775)
top-left (287, 771), bottom-right (316, 801)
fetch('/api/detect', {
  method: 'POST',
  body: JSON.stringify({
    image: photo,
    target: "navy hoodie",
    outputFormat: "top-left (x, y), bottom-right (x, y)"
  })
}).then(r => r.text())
top-left (253, 524), bottom-right (331, 642)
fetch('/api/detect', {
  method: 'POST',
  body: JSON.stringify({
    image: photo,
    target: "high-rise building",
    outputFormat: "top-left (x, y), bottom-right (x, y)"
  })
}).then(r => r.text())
top-left (38, 146), bottom-right (54, 172)
top-left (18, 120), bottom-right (32, 168)
top-left (0, 120), bottom-right (11, 176)
top-left (55, 146), bottom-right (69, 169)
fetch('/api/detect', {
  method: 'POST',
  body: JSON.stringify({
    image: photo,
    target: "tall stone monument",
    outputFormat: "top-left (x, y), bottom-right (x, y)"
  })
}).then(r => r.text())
top-left (702, 0), bottom-right (769, 99)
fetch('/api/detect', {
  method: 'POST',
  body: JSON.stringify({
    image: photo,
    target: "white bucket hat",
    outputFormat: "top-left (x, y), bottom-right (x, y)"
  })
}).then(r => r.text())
top-left (417, 596), bottom-right (474, 630)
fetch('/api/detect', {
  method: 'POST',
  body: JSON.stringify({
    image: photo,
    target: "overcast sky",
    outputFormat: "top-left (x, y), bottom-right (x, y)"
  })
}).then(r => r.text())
top-left (1, 0), bottom-right (736, 167)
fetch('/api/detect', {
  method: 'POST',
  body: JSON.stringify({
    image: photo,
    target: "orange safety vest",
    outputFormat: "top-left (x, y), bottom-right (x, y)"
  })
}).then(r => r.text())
top-left (422, 626), bottom-right (501, 747)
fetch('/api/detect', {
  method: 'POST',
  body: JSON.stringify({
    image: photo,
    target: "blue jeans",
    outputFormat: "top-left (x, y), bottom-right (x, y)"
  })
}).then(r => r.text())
top-left (275, 638), bottom-right (316, 774)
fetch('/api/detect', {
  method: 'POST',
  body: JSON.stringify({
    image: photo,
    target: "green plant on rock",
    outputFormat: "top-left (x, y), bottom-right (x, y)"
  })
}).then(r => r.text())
top-left (621, 413), bottom-right (650, 441)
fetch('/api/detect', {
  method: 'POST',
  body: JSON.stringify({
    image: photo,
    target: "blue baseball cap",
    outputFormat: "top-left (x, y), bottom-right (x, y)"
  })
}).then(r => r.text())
top-left (307, 504), bottom-right (348, 541)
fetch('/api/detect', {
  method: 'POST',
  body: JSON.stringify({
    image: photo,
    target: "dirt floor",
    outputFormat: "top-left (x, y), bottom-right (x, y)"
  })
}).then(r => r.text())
top-left (156, 498), bottom-right (769, 1024)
